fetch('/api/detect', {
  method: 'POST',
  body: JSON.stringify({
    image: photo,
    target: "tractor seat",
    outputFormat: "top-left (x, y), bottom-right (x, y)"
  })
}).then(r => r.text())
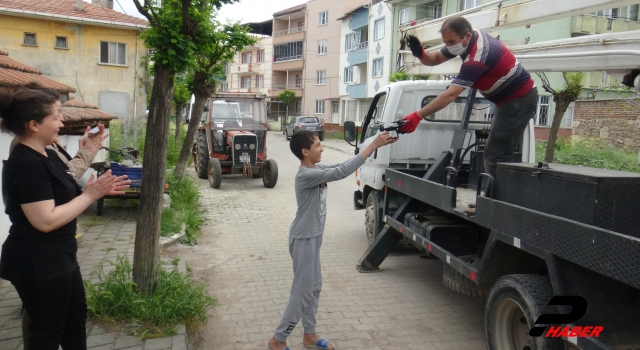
top-left (223, 120), bottom-right (240, 128)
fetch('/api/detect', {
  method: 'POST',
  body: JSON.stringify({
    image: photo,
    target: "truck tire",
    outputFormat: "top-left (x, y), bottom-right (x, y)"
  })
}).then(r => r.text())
top-left (207, 158), bottom-right (222, 189)
top-left (443, 263), bottom-right (488, 298)
top-left (485, 274), bottom-right (564, 350)
top-left (196, 131), bottom-right (209, 179)
top-left (263, 159), bottom-right (278, 188)
top-left (365, 191), bottom-right (384, 244)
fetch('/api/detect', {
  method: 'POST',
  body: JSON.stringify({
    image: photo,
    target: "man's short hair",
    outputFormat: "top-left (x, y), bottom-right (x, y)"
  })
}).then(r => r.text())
top-left (289, 130), bottom-right (318, 160)
top-left (440, 16), bottom-right (473, 39)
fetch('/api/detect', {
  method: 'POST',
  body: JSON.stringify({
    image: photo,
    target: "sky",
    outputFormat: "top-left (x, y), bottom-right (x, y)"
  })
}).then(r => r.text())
top-left (114, 0), bottom-right (306, 24)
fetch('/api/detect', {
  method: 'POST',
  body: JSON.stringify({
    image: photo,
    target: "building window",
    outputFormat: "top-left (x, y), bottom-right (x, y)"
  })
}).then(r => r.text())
top-left (459, 0), bottom-right (481, 11)
top-left (374, 18), bottom-right (385, 40)
top-left (318, 11), bottom-right (328, 26)
top-left (399, 8), bottom-right (410, 24)
top-left (23, 33), bottom-right (37, 46)
top-left (295, 74), bottom-right (303, 88)
top-left (274, 41), bottom-right (304, 62)
top-left (315, 100), bottom-right (325, 114)
top-left (433, 3), bottom-right (443, 19)
top-left (372, 58), bottom-right (383, 78)
top-left (535, 95), bottom-right (550, 126)
top-left (100, 42), bottom-right (126, 65)
top-left (55, 36), bottom-right (68, 49)
top-left (345, 30), bottom-right (363, 51)
top-left (241, 76), bottom-right (251, 89)
top-left (295, 100), bottom-right (302, 113)
top-left (224, 63), bottom-right (229, 75)
top-left (317, 40), bottom-right (327, 55)
top-left (219, 82), bottom-right (229, 92)
top-left (242, 52), bottom-right (252, 64)
top-left (257, 50), bottom-right (265, 63)
top-left (316, 70), bottom-right (326, 85)
top-left (344, 67), bottom-right (353, 83)
top-left (256, 75), bottom-right (264, 88)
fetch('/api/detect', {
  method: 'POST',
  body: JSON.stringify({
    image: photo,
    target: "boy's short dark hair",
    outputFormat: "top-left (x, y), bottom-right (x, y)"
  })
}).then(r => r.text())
top-left (289, 130), bottom-right (318, 160)
top-left (439, 16), bottom-right (473, 39)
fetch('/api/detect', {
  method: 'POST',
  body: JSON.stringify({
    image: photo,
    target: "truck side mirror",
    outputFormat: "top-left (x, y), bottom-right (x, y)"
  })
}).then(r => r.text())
top-left (344, 121), bottom-right (357, 143)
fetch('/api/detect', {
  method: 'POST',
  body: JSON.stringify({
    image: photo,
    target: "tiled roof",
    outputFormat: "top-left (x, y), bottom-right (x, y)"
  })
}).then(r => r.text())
top-left (0, 0), bottom-right (148, 28)
top-left (273, 3), bottom-right (306, 17)
top-left (62, 98), bottom-right (116, 122)
top-left (0, 67), bottom-right (76, 93)
top-left (0, 54), bottom-right (42, 74)
top-left (0, 49), bottom-right (8, 55)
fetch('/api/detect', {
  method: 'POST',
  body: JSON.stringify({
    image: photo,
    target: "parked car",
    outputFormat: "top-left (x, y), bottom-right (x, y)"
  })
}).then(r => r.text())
top-left (285, 116), bottom-right (324, 141)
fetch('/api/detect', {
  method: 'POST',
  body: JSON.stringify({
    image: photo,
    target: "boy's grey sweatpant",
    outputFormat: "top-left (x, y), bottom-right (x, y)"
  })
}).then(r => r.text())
top-left (274, 235), bottom-right (323, 342)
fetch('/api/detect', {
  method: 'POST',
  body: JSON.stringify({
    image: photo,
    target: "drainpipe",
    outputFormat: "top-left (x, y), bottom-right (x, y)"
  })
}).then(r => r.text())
top-left (288, 15), bottom-right (291, 31)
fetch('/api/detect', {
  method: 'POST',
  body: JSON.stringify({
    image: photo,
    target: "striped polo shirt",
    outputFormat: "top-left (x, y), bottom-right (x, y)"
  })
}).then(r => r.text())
top-left (441, 30), bottom-right (534, 105)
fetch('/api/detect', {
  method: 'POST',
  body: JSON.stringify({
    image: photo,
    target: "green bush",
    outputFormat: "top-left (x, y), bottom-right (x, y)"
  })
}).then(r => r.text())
top-left (107, 119), bottom-right (147, 163)
top-left (85, 256), bottom-right (217, 338)
top-left (161, 173), bottom-right (204, 244)
top-left (535, 138), bottom-right (640, 173)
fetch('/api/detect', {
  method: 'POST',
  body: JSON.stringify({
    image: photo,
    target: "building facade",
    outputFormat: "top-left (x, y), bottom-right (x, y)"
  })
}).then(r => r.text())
top-left (0, 0), bottom-right (148, 129)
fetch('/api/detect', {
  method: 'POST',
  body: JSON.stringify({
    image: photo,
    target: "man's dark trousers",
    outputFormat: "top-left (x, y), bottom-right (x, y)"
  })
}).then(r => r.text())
top-left (484, 87), bottom-right (539, 177)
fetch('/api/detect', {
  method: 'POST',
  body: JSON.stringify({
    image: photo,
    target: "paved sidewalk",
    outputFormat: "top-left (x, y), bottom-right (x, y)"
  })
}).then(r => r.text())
top-left (0, 204), bottom-right (188, 350)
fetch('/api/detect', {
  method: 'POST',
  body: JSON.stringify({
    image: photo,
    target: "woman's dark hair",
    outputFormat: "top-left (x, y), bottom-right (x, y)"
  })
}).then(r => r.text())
top-left (290, 130), bottom-right (319, 160)
top-left (0, 84), bottom-right (60, 136)
top-left (440, 16), bottom-right (473, 39)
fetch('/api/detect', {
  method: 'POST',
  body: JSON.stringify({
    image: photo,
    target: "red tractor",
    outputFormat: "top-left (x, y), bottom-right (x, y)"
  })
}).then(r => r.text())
top-left (193, 93), bottom-right (277, 189)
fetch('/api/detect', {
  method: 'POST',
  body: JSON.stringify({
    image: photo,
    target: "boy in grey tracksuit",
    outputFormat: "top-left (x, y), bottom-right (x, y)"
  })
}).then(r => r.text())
top-left (268, 130), bottom-right (396, 350)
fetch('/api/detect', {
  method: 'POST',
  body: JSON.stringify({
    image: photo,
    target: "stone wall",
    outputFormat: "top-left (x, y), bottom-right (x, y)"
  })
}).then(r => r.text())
top-left (573, 99), bottom-right (640, 151)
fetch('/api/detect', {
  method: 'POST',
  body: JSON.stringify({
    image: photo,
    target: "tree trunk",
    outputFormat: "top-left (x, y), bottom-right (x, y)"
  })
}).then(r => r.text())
top-left (133, 63), bottom-right (174, 293)
top-left (544, 98), bottom-right (571, 163)
top-left (174, 73), bottom-right (211, 177)
top-left (174, 103), bottom-right (183, 142)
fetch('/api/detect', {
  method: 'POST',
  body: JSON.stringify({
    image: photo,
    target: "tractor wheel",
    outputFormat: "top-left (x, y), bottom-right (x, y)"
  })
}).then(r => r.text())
top-left (263, 159), bottom-right (278, 188)
top-left (364, 190), bottom-right (384, 244)
top-left (207, 158), bottom-right (222, 189)
top-left (485, 274), bottom-right (564, 350)
top-left (196, 131), bottom-right (209, 179)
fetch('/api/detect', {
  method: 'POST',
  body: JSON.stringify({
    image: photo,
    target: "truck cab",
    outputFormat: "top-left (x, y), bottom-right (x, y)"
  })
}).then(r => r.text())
top-left (350, 80), bottom-right (535, 242)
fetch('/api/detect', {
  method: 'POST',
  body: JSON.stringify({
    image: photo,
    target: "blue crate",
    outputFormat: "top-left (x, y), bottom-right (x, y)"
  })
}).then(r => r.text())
top-left (109, 163), bottom-right (142, 188)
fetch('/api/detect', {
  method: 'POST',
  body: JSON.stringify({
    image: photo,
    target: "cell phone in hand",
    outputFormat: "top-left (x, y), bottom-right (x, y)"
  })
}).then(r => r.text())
top-left (88, 125), bottom-right (100, 136)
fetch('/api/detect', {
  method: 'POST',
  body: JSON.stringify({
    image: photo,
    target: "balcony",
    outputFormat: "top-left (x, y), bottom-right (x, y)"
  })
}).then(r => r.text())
top-left (270, 84), bottom-right (303, 97)
top-left (272, 57), bottom-right (304, 70)
top-left (232, 63), bottom-right (260, 75)
top-left (572, 14), bottom-right (640, 35)
top-left (347, 43), bottom-right (368, 66)
top-left (346, 83), bottom-right (366, 99)
top-left (274, 26), bottom-right (305, 37)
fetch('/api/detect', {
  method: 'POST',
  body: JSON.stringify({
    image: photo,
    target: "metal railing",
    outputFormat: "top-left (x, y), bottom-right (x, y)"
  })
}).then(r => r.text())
top-left (274, 55), bottom-right (303, 63)
top-left (274, 26), bottom-right (306, 37)
top-left (346, 41), bottom-right (368, 52)
top-left (271, 84), bottom-right (303, 90)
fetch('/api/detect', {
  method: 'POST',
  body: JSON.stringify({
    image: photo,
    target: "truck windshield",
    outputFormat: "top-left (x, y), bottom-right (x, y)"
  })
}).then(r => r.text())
top-left (421, 95), bottom-right (493, 123)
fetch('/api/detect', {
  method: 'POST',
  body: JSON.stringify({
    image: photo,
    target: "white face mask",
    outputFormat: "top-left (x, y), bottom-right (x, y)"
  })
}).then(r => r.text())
top-left (446, 35), bottom-right (470, 56)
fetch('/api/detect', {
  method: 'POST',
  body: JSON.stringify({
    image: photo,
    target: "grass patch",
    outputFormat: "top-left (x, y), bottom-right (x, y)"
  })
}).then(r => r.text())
top-left (160, 207), bottom-right (182, 237)
top-left (105, 199), bottom-right (140, 208)
top-left (160, 173), bottom-right (204, 245)
top-left (83, 215), bottom-right (105, 230)
top-left (536, 138), bottom-right (640, 173)
top-left (85, 256), bottom-right (217, 338)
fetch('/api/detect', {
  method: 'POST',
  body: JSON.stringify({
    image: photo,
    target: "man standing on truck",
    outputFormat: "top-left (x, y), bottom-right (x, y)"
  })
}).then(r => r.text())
top-left (399, 16), bottom-right (538, 182)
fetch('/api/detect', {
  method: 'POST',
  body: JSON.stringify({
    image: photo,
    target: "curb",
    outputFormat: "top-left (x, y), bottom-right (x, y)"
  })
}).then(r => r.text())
top-left (160, 223), bottom-right (186, 248)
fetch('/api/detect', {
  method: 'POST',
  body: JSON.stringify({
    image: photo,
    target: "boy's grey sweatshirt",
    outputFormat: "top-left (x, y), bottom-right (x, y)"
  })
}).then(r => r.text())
top-left (289, 155), bottom-right (366, 240)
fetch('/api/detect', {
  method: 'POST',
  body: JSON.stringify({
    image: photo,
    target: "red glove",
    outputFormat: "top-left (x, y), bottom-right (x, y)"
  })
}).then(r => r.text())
top-left (399, 111), bottom-right (422, 134)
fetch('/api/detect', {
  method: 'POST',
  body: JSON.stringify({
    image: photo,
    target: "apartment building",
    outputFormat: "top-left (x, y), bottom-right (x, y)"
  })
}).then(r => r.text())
top-left (338, 0), bottom-right (394, 125)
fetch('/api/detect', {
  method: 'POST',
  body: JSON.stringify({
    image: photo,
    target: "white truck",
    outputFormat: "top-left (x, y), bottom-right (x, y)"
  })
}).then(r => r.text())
top-left (344, 29), bottom-right (640, 350)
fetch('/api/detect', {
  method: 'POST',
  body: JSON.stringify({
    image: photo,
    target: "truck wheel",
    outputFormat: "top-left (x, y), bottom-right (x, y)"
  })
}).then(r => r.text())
top-left (263, 159), bottom-right (278, 188)
top-left (208, 158), bottom-right (222, 189)
top-left (443, 263), bottom-right (488, 298)
top-left (486, 274), bottom-right (563, 350)
top-left (197, 131), bottom-right (209, 179)
top-left (364, 191), bottom-right (384, 244)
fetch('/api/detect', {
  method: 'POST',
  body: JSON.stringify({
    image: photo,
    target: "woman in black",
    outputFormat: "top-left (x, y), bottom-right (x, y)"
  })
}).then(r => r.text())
top-left (0, 87), bottom-right (129, 349)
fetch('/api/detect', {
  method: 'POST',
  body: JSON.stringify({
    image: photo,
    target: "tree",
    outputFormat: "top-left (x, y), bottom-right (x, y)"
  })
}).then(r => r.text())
top-left (132, 0), bottom-right (236, 292)
top-left (537, 72), bottom-right (584, 163)
top-left (173, 20), bottom-right (257, 177)
top-left (278, 90), bottom-right (295, 132)
top-left (173, 74), bottom-right (192, 142)
top-left (388, 71), bottom-right (430, 82)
